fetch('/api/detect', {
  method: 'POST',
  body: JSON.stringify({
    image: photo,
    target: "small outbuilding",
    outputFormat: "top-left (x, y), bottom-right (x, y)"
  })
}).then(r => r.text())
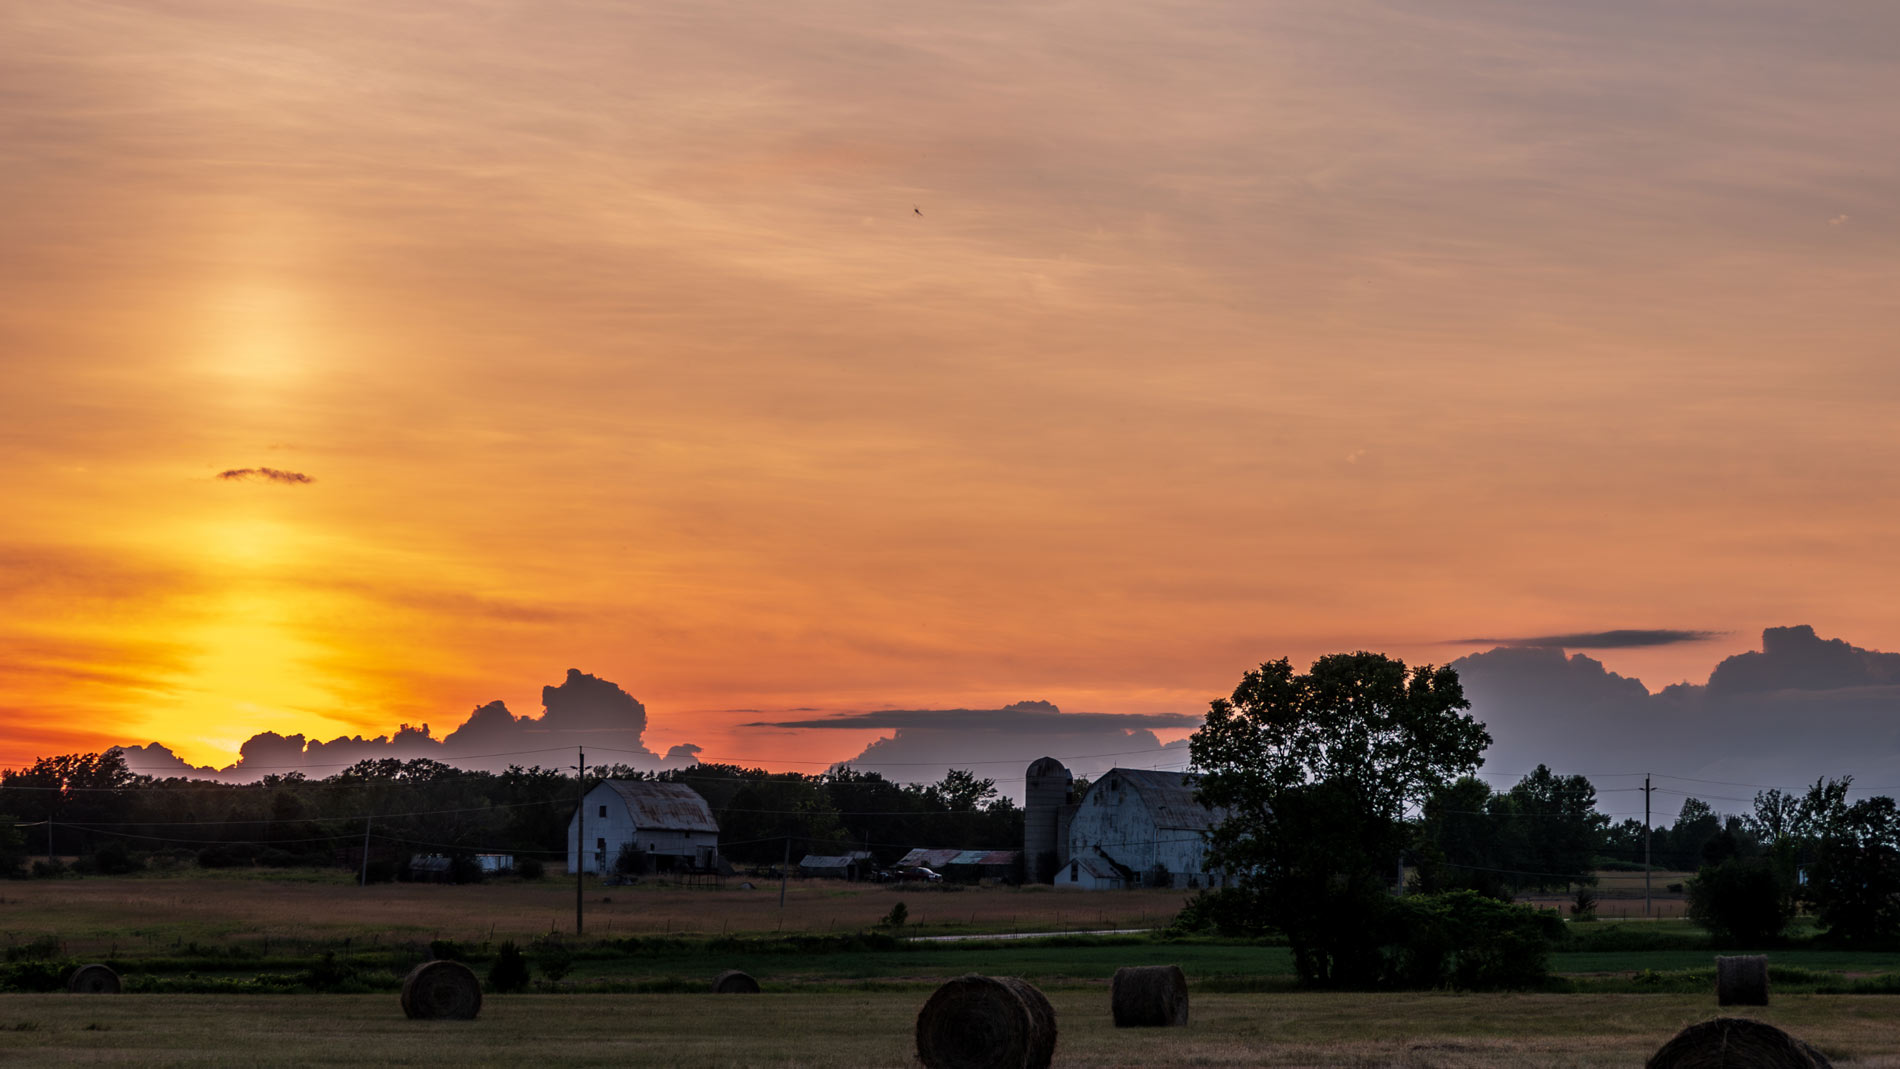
top-left (798, 851), bottom-right (874, 880)
top-left (568, 780), bottom-right (720, 875)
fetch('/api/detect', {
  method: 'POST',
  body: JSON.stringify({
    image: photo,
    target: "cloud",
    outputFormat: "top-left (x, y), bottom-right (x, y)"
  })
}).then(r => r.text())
top-left (113, 668), bottom-right (698, 779)
top-left (794, 700), bottom-right (1195, 801)
top-left (1453, 629), bottom-right (1722, 649)
top-left (1451, 626), bottom-right (1900, 823)
top-left (216, 468), bottom-right (313, 484)
top-left (747, 700), bottom-right (1200, 733)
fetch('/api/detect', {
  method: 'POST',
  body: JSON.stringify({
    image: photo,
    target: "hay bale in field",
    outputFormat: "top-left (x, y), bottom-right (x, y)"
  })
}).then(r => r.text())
top-left (67, 964), bottom-right (120, 994)
top-left (915, 974), bottom-right (1056, 1069)
top-left (400, 960), bottom-right (482, 1020)
top-left (1716, 955), bottom-right (1769, 1006)
top-left (1646, 1016), bottom-right (1832, 1069)
top-left (1110, 964), bottom-right (1189, 1027)
top-left (711, 969), bottom-right (761, 993)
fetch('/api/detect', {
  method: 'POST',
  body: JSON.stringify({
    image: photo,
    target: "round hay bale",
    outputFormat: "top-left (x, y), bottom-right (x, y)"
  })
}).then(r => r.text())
top-left (711, 969), bottom-right (761, 993)
top-left (1646, 1017), bottom-right (1832, 1069)
top-left (915, 974), bottom-right (1057, 1069)
top-left (1717, 955), bottom-right (1770, 1006)
top-left (67, 964), bottom-right (120, 994)
top-left (400, 960), bottom-right (482, 1020)
top-left (1110, 964), bottom-right (1189, 1027)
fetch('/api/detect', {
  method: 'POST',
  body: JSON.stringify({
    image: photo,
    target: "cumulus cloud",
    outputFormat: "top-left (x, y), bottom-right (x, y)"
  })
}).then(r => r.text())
top-left (116, 668), bottom-right (698, 779)
top-left (796, 700), bottom-right (1195, 802)
top-left (216, 468), bottom-right (313, 484)
top-left (1454, 628), bottom-right (1722, 649)
top-left (1453, 626), bottom-right (1900, 822)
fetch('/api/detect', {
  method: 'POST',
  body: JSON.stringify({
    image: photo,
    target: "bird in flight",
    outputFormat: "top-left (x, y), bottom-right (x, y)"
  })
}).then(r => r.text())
top-left (914, 205), bottom-right (923, 216)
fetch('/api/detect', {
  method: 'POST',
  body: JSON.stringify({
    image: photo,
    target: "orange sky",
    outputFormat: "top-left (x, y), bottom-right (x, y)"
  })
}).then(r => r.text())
top-left (4, 1), bottom-right (1898, 773)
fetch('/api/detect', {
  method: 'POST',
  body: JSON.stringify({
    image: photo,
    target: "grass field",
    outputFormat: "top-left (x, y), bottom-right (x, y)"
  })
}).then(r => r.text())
top-left (3, 991), bottom-right (1898, 1067)
top-left (0, 870), bottom-right (1189, 958)
top-left (13, 870), bottom-right (1900, 1064)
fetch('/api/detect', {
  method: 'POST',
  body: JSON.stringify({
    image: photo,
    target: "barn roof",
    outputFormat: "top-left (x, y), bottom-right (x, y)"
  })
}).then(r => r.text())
top-left (1097, 768), bottom-right (1220, 831)
top-left (600, 780), bottom-right (719, 833)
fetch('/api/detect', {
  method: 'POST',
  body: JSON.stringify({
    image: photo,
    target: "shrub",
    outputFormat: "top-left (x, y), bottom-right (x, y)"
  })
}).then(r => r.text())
top-left (29, 859), bottom-right (69, 879)
top-left (196, 844), bottom-right (252, 869)
top-left (1570, 886), bottom-right (1598, 922)
top-left (487, 942), bottom-right (530, 993)
top-left (447, 853), bottom-right (484, 884)
top-left (879, 901), bottom-right (908, 928)
top-left (534, 943), bottom-right (573, 983)
top-left (1374, 890), bottom-right (1563, 990)
top-left (516, 857), bottom-right (545, 880)
top-left (1688, 857), bottom-right (1795, 946)
top-left (363, 859), bottom-right (397, 883)
top-left (89, 841), bottom-right (143, 875)
top-left (428, 939), bottom-right (469, 962)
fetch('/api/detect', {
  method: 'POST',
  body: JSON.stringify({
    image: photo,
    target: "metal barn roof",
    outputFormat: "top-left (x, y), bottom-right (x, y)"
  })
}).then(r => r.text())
top-left (599, 780), bottom-right (719, 833)
top-left (1096, 768), bottom-right (1220, 831)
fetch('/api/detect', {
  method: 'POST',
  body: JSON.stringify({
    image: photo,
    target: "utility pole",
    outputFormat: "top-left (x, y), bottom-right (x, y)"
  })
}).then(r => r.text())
top-left (779, 836), bottom-right (790, 910)
top-left (575, 747), bottom-right (586, 935)
top-left (1643, 773), bottom-right (1654, 918)
top-left (359, 815), bottom-right (372, 887)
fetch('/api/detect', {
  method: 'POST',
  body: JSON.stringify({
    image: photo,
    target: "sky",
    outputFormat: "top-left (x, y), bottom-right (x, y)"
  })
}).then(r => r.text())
top-left (5, 1), bottom-right (1898, 786)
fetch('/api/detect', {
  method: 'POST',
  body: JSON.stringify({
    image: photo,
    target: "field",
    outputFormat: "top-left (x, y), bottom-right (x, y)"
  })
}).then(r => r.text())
top-left (0, 869), bottom-right (1188, 958)
top-left (6, 992), bottom-right (1900, 1067)
top-left (10, 870), bottom-right (1900, 1065)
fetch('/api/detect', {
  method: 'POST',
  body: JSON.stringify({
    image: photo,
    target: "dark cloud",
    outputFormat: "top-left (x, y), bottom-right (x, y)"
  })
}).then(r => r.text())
top-left (1706, 625), bottom-right (1900, 695)
top-left (747, 700), bottom-right (1200, 733)
top-left (1452, 626), bottom-right (1900, 822)
top-left (1454, 629), bottom-right (1722, 649)
top-left (115, 669), bottom-right (698, 780)
top-left (216, 468), bottom-right (313, 484)
top-left (807, 700), bottom-right (1195, 802)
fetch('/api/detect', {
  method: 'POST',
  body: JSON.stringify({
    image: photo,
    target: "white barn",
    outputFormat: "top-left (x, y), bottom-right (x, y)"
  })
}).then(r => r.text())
top-left (567, 780), bottom-right (719, 875)
top-left (1026, 760), bottom-right (1227, 890)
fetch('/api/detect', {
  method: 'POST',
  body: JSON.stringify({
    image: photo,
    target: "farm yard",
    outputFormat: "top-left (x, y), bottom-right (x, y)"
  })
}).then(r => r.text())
top-left (5, 870), bottom-right (1900, 1065)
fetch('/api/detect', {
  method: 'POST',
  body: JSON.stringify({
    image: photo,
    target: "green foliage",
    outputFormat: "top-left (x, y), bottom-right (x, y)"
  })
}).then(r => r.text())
top-left (1806, 793), bottom-right (1900, 945)
top-left (487, 941), bottom-right (531, 993)
top-left (1374, 891), bottom-right (1564, 990)
top-left (878, 901), bottom-right (908, 928)
top-left (1686, 855), bottom-right (1795, 945)
top-left (88, 841), bottom-right (143, 875)
top-left (1190, 652), bottom-right (1489, 987)
top-left (1570, 885), bottom-right (1597, 921)
top-left (4, 935), bottom-right (61, 962)
top-left (428, 939), bottom-right (470, 961)
top-left (516, 857), bottom-right (545, 880)
top-left (533, 942), bottom-right (574, 983)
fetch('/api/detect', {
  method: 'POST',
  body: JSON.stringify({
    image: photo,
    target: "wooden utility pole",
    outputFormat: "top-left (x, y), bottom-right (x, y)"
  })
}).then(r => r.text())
top-left (779, 836), bottom-right (790, 910)
top-left (575, 746), bottom-right (586, 935)
top-left (359, 815), bottom-right (372, 887)
top-left (1643, 773), bottom-right (1654, 918)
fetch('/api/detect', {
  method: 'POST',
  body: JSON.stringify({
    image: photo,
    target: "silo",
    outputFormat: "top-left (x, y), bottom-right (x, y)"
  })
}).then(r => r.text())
top-left (1024, 757), bottom-right (1072, 883)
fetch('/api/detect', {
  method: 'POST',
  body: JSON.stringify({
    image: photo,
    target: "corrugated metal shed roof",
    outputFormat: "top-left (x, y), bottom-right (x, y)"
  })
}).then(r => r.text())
top-left (600, 780), bottom-right (719, 833)
top-left (895, 848), bottom-right (962, 869)
top-left (798, 854), bottom-right (866, 869)
top-left (1099, 768), bottom-right (1221, 831)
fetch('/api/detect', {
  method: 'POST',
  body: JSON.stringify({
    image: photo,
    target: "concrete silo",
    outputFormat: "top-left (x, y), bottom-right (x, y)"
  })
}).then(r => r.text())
top-left (1024, 756), bottom-right (1074, 883)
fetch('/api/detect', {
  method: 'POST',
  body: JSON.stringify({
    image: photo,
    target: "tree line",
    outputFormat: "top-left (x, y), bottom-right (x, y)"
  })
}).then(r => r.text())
top-left (0, 752), bottom-right (1021, 879)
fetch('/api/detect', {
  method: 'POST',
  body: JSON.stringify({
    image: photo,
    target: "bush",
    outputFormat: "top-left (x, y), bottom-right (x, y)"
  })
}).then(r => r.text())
top-left (363, 859), bottom-right (397, 883)
top-left (534, 942), bottom-right (573, 983)
top-left (30, 859), bottom-right (69, 879)
top-left (1374, 891), bottom-right (1564, 990)
top-left (516, 857), bottom-right (545, 880)
top-left (448, 853), bottom-right (484, 884)
top-left (488, 942), bottom-right (531, 993)
top-left (89, 841), bottom-right (143, 875)
top-left (429, 939), bottom-right (470, 962)
top-left (196, 844), bottom-right (253, 869)
top-left (1687, 857), bottom-right (1795, 946)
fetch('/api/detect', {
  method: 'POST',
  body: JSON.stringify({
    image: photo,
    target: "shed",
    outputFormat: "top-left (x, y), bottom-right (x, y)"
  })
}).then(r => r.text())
top-left (798, 851), bottom-right (874, 880)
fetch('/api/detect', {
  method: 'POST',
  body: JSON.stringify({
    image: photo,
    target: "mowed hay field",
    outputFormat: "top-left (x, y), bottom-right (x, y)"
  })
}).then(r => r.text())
top-left (4, 992), bottom-right (1899, 1067)
top-left (1, 871), bottom-right (1186, 955)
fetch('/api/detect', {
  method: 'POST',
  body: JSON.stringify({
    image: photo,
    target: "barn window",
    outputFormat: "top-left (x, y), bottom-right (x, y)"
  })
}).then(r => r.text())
top-left (598, 804), bottom-right (607, 818)
top-left (596, 838), bottom-right (605, 851)
top-left (1069, 860), bottom-right (1079, 881)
